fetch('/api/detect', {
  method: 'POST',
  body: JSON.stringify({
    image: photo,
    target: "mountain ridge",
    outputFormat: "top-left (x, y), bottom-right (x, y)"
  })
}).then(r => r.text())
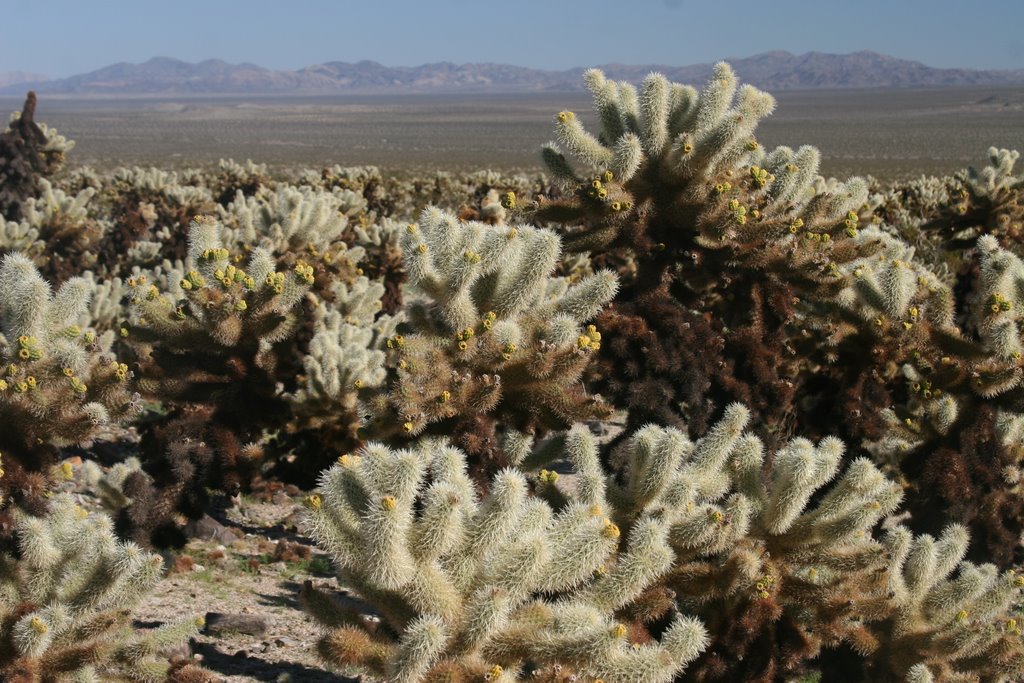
top-left (4, 51), bottom-right (1023, 95)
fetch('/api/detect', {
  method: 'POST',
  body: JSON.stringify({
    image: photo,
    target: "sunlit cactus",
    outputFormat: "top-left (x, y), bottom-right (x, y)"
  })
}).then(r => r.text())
top-left (363, 207), bottom-right (617, 447)
top-left (302, 437), bottom-right (708, 682)
top-left (0, 495), bottom-right (207, 681)
top-left (0, 253), bottom-right (139, 527)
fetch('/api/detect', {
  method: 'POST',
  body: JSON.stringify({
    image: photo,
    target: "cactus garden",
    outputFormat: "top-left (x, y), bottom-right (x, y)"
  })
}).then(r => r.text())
top-left (0, 56), bottom-right (1023, 683)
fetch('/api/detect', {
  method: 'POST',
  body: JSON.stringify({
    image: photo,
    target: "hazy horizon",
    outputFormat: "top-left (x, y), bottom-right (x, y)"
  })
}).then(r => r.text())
top-left (3, 0), bottom-right (1023, 79)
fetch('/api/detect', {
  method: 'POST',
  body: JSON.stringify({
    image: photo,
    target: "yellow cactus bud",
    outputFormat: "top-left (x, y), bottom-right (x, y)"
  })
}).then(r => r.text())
top-left (602, 519), bottom-right (620, 539)
top-left (403, 422), bottom-right (414, 433)
top-left (557, 111), bottom-right (575, 122)
top-left (235, 300), bottom-right (248, 312)
top-left (304, 494), bottom-right (322, 510)
top-left (29, 617), bottom-right (47, 634)
top-left (382, 496), bottom-right (397, 510)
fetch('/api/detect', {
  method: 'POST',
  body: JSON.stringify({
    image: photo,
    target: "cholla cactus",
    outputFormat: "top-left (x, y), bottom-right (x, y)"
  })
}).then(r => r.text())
top-left (863, 525), bottom-right (1024, 682)
top-left (348, 217), bottom-right (406, 313)
top-left (545, 404), bottom-right (902, 681)
top-left (526, 65), bottom-right (867, 285)
top-left (365, 207), bottom-right (617, 445)
top-left (0, 93), bottom-right (73, 222)
top-left (208, 157), bottom-right (270, 204)
top-left (220, 184), bottom-right (366, 255)
top-left (117, 215), bottom-right (315, 544)
top-left (304, 403), bottom-right (1014, 682)
top-left (219, 184), bottom-right (369, 302)
top-left (0, 253), bottom-right (139, 524)
top-left (128, 215), bottom-right (311, 361)
top-left (92, 166), bottom-right (216, 277)
top-left (0, 495), bottom-right (207, 682)
top-left (13, 178), bottom-right (105, 282)
top-left (302, 438), bottom-right (708, 682)
top-left (279, 276), bottom-right (399, 482)
top-left (514, 65), bottom-right (885, 446)
top-left (929, 148), bottom-right (1023, 252)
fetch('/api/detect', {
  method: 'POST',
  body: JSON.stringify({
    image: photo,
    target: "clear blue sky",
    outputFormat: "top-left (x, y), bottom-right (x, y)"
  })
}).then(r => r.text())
top-left (3, 0), bottom-right (1022, 78)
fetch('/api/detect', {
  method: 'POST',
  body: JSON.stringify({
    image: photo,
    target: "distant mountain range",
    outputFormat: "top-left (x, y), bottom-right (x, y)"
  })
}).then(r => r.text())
top-left (4, 52), bottom-right (1024, 96)
top-left (0, 71), bottom-right (48, 88)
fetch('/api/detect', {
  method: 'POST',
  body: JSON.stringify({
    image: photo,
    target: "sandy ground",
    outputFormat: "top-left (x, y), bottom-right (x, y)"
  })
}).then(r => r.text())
top-left (137, 495), bottom-right (353, 683)
top-left (65, 458), bottom-right (356, 683)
